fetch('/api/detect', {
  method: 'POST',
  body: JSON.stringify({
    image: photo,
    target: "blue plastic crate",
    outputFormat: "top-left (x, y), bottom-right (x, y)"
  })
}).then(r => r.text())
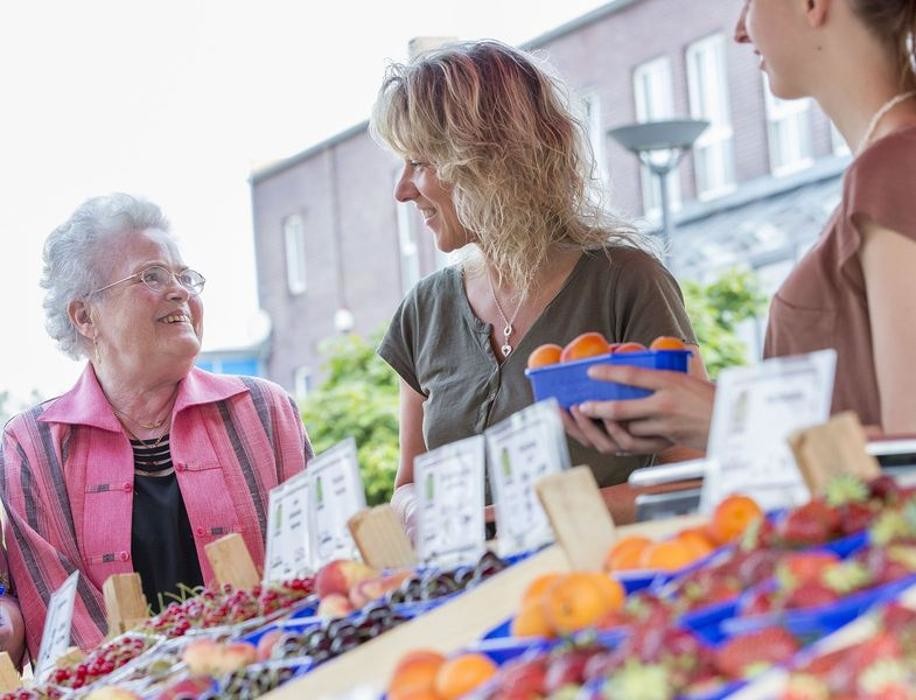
top-left (525, 349), bottom-right (691, 408)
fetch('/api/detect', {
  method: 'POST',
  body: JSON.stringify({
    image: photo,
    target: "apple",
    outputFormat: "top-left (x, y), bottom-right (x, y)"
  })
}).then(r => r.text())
top-left (315, 559), bottom-right (378, 599)
top-left (157, 677), bottom-right (217, 700)
top-left (317, 592), bottom-right (355, 619)
top-left (256, 629), bottom-right (284, 662)
top-left (183, 638), bottom-right (257, 676)
top-left (494, 658), bottom-right (547, 697)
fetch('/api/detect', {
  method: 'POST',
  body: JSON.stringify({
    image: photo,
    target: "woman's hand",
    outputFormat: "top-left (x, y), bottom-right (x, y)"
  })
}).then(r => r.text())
top-left (563, 364), bottom-right (717, 454)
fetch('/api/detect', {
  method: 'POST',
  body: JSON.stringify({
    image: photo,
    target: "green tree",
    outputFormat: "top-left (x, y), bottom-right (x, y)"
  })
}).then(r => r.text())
top-left (682, 268), bottom-right (768, 378)
top-left (299, 333), bottom-right (400, 505)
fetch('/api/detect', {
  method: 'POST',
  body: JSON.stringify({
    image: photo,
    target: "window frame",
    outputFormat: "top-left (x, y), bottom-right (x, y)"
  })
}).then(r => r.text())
top-left (283, 213), bottom-right (307, 296)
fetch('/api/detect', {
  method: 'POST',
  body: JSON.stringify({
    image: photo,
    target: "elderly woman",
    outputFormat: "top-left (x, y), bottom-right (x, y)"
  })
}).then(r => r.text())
top-left (370, 40), bottom-right (706, 536)
top-left (0, 193), bottom-right (311, 658)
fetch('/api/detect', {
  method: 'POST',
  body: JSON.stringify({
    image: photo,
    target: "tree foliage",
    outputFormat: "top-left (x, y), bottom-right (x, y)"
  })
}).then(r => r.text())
top-left (682, 268), bottom-right (768, 378)
top-left (299, 333), bottom-right (400, 506)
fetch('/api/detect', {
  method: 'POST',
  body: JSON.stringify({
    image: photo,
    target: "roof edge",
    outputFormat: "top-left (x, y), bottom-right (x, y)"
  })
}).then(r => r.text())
top-left (521, 0), bottom-right (642, 50)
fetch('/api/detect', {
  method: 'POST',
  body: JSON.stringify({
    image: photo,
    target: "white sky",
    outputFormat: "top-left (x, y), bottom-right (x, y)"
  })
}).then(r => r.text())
top-left (0, 0), bottom-right (610, 408)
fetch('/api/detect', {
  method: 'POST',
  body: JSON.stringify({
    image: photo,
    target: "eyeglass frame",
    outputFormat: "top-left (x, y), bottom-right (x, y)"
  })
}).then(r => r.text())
top-left (89, 264), bottom-right (207, 297)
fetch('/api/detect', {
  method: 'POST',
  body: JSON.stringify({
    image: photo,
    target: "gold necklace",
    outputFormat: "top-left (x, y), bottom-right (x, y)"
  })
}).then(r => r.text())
top-left (119, 419), bottom-right (169, 450)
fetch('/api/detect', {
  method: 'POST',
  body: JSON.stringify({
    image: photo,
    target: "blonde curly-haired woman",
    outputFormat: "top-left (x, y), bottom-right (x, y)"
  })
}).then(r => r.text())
top-left (370, 40), bottom-right (706, 535)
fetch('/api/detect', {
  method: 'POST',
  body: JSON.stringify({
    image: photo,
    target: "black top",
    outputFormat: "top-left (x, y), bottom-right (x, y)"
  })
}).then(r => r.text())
top-left (130, 435), bottom-right (204, 611)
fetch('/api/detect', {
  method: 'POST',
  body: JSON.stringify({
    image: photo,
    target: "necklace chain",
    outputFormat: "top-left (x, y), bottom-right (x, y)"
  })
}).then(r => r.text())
top-left (486, 271), bottom-right (525, 358)
top-left (112, 407), bottom-right (168, 431)
top-left (857, 91), bottom-right (916, 155)
top-left (119, 419), bottom-right (168, 450)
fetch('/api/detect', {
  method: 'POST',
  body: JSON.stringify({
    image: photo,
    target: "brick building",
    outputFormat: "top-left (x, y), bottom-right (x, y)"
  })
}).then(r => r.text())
top-left (250, 0), bottom-right (849, 396)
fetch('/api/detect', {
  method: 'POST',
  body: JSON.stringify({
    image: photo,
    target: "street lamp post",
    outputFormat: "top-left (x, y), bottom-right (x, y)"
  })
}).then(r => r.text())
top-left (608, 119), bottom-right (709, 262)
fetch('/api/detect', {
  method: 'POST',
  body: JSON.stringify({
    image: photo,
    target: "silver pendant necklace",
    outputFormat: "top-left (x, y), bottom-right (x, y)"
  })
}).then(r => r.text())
top-left (486, 270), bottom-right (525, 358)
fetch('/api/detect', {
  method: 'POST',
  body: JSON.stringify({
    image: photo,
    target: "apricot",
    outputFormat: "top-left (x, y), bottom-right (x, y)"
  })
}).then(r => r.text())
top-left (603, 535), bottom-right (652, 572)
top-left (650, 336), bottom-right (686, 351)
top-left (542, 572), bottom-right (614, 635)
top-left (389, 650), bottom-right (446, 700)
top-left (612, 342), bottom-right (647, 353)
top-left (434, 653), bottom-right (498, 699)
top-left (521, 573), bottom-right (563, 605)
top-left (527, 343), bottom-right (563, 369)
top-left (639, 539), bottom-right (696, 572)
top-left (559, 332), bottom-right (610, 362)
top-left (709, 494), bottom-right (764, 545)
top-left (677, 527), bottom-right (716, 559)
top-left (511, 599), bottom-right (554, 638)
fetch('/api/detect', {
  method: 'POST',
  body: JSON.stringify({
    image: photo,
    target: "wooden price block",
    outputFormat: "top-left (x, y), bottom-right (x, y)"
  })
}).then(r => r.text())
top-left (55, 646), bottom-right (84, 668)
top-left (348, 505), bottom-right (417, 570)
top-left (788, 411), bottom-right (881, 497)
top-left (0, 653), bottom-right (20, 693)
top-left (205, 533), bottom-right (260, 590)
top-left (535, 466), bottom-right (617, 571)
top-left (103, 573), bottom-right (149, 636)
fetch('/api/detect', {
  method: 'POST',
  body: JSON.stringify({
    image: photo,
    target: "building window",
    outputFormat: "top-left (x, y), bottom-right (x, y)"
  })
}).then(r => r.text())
top-left (686, 34), bottom-right (736, 199)
top-left (293, 366), bottom-right (312, 401)
top-left (395, 172), bottom-right (421, 296)
top-left (283, 214), bottom-right (307, 295)
top-left (580, 92), bottom-right (609, 186)
top-left (763, 75), bottom-right (813, 175)
top-left (632, 56), bottom-right (682, 219)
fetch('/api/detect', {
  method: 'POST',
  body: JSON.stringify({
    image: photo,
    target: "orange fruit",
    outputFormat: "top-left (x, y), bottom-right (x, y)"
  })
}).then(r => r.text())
top-left (650, 336), bottom-right (686, 351)
top-left (527, 343), bottom-right (563, 369)
top-left (584, 572), bottom-right (625, 611)
top-left (542, 573), bottom-right (612, 635)
top-left (677, 527), bottom-right (716, 559)
top-left (604, 535), bottom-right (652, 571)
top-left (709, 494), bottom-right (764, 545)
top-left (560, 332), bottom-right (610, 362)
top-left (639, 539), bottom-right (696, 571)
top-left (612, 342), bottom-right (647, 353)
top-left (521, 573), bottom-right (562, 605)
top-left (434, 652), bottom-right (498, 699)
top-left (389, 650), bottom-right (446, 700)
top-left (511, 599), bottom-right (554, 638)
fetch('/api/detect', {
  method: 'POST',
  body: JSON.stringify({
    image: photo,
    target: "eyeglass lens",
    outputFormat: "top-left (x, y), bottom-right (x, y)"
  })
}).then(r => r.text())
top-left (140, 266), bottom-right (205, 294)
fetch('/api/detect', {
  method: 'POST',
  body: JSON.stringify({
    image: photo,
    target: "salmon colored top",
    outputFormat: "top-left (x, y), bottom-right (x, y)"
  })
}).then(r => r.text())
top-left (764, 126), bottom-right (916, 427)
top-left (0, 365), bottom-right (310, 657)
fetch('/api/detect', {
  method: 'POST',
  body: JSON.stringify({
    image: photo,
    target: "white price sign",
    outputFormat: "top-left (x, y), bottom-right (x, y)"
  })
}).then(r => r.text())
top-left (308, 438), bottom-right (367, 568)
top-left (415, 435), bottom-right (486, 569)
top-left (701, 349), bottom-right (836, 513)
top-left (485, 400), bottom-right (570, 557)
top-left (263, 470), bottom-right (312, 585)
top-left (35, 570), bottom-right (80, 682)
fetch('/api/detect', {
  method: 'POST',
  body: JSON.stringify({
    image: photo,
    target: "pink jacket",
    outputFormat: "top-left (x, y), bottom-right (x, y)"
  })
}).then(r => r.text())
top-left (0, 365), bottom-right (310, 657)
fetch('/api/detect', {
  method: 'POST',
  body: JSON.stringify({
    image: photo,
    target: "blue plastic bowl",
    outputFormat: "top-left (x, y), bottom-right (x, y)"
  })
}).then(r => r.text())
top-left (525, 349), bottom-right (691, 408)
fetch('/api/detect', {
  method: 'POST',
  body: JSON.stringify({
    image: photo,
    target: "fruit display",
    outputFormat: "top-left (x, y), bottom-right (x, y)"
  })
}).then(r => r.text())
top-left (139, 578), bottom-right (314, 638)
top-left (782, 602), bottom-right (916, 698)
top-left (48, 634), bottom-right (158, 690)
top-left (386, 551), bottom-right (507, 606)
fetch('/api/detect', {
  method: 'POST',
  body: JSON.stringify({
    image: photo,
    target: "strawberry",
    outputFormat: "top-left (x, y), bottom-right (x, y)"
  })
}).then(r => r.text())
top-left (779, 500), bottom-right (841, 547)
top-left (784, 581), bottom-right (840, 610)
top-left (776, 551), bottom-right (840, 590)
top-left (838, 501), bottom-right (877, 535)
top-left (743, 589), bottom-right (775, 616)
top-left (714, 627), bottom-right (799, 680)
top-left (867, 475), bottom-right (902, 504)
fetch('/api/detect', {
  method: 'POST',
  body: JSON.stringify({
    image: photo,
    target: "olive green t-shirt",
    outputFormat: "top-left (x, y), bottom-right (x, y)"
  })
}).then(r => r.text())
top-left (378, 245), bottom-right (698, 489)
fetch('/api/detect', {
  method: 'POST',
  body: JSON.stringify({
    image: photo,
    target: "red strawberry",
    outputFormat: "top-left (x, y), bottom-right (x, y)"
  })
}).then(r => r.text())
top-left (784, 581), bottom-right (840, 610)
top-left (744, 589), bottom-right (775, 616)
top-left (736, 548), bottom-right (779, 585)
top-left (867, 475), bottom-right (901, 504)
top-left (838, 501), bottom-right (877, 535)
top-left (779, 500), bottom-right (841, 547)
top-left (494, 657), bottom-right (547, 697)
top-left (715, 627), bottom-right (799, 679)
top-left (777, 551), bottom-right (840, 590)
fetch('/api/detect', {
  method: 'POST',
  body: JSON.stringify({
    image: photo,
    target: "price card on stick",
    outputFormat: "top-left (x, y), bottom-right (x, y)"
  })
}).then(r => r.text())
top-left (700, 349), bottom-right (836, 514)
top-left (308, 438), bottom-right (367, 569)
top-left (415, 435), bottom-right (487, 569)
top-left (35, 570), bottom-right (80, 683)
top-left (263, 470), bottom-right (312, 585)
top-left (485, 400), bottom-right (571, 557)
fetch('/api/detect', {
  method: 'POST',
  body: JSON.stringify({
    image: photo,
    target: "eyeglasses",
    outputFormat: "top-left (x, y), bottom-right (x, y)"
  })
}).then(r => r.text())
top-left (91, 265), bottom-right (206, 297)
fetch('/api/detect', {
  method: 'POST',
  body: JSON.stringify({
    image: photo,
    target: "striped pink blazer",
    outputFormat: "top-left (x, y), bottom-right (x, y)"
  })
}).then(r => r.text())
top-left (0, 365), bottom-right (310, 657)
